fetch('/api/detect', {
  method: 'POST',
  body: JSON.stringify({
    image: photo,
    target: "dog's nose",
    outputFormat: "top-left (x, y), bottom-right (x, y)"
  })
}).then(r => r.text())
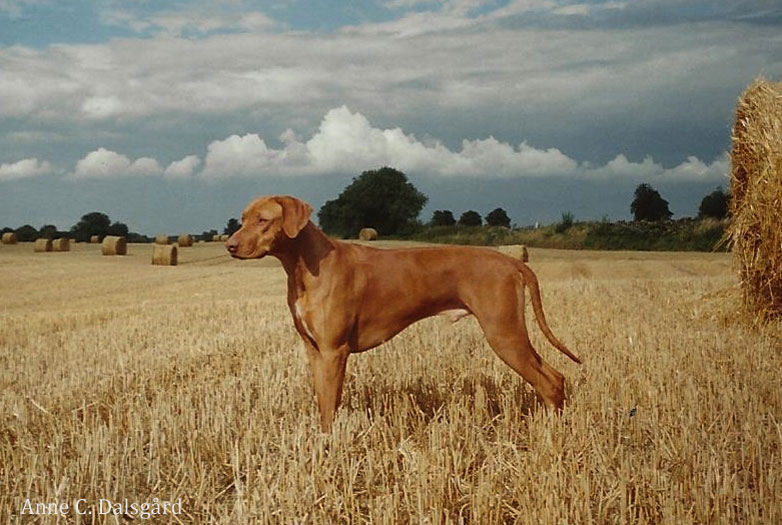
top-left (226, 236), bottom-right (238, 254)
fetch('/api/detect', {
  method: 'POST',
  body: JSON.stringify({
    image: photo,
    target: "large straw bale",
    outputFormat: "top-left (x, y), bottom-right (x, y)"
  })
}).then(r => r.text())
top-left (34, 238), bottom-right (52, 252)
top-left (728, 77), bottom-right (782, 320)
top-left (155, 235), bottom-right (170, 245)
top-left (358, 228), bottom-right (378, 241)
top-left (1, 232), bottom-right (17, 244)
top-left (52, 238), bottom-right (71, 252)
top-left (498, 244), bottom-right (529, 263)
top-left (90, 235), bottom-right (100, 243)
top-left (102, 235), bottom-right (127, 256)
top-left (152, 244), bottom-right (178, 266)
top-left (220, 234), bottom-right (229, 242)
top-left (178, 234), bottom-right (194, 247)
top-left (212, 234), bottom-right (221, 242)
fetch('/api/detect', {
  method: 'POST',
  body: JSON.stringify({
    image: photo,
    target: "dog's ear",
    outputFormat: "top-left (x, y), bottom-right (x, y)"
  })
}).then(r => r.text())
top-left (276, 196), bottom-right (313, 238)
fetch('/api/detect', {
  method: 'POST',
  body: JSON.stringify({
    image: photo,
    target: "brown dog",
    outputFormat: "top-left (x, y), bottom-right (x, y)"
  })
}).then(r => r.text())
top-left (227, 195), bottom-right (581, 430)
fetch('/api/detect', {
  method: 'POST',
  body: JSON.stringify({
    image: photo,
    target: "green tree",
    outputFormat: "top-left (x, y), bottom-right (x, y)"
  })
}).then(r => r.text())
top-left (318, 167), bottom-right (427, 237)
top-left (39, 224), bottom-right (58, 239)
top-left (225, 218), bottom-right (240, 235)
top-left (485, 208), bottom-right (511, 228)
top-left (70, 212), bottom-right (111, 242)
top-left (458, 210), bottom-right (482, 227)
top-left (430, 210), bottom-right (456, 226)
top-left (698, 187), bottom-right (730, 219)
top-left (107, 221), bottom-right (129, 237)
top-left (200, 229), bottom-right (218, 242)
top-left (631, 183), bottom-right (672, 222)
top-left (14, 224), bottom-right (37, 242)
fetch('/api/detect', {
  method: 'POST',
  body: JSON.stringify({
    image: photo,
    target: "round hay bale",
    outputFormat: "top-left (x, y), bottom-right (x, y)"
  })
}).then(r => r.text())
top-left (212, 234), bottom-right (221, 242)
top-left (498, 244), bottom-right (529, 262)
top-left (1, 232), bottom-right (17, 244)
top-left (178, 234), bottom-right (194, 247)
top-left (358, 228), bottom-right (378, 241)
top-left (728, 77), bottom-right (782, 320)
top-left (154, 235), bottom-right (170, 245)
top-left (90, 235), bottom-right (100, 243)
top-left (220, 234), bottom-right (230, 242)
top-left (34, 238), bottom-right (52, 252)
top-left (152, 244), bottom-right (178, 266)
top-left (102, 235), bottom-right (127, 256)
top-left (52, 238), bottom-right (71, 252)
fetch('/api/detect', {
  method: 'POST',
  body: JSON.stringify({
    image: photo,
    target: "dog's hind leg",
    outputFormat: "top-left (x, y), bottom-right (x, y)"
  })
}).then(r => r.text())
top-left (471, 283), bottom-right (566, 411)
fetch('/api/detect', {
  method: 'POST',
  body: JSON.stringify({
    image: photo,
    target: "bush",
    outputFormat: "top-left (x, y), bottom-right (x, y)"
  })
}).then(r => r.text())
top-left (554, 212), bottom-right (574, 233)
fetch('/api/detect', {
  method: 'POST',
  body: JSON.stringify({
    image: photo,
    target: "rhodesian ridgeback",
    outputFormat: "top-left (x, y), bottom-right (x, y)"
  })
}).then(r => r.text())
top-left (227, 195), bottom-right (581, 430)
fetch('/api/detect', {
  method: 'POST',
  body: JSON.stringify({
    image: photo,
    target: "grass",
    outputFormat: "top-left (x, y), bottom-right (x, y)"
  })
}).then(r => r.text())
top-left (1, 241), bottom-right (780, 523)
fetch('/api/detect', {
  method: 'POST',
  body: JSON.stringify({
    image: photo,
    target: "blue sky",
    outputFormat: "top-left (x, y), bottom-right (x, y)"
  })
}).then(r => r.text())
top-left (1, 0), bottom-right (781, 234)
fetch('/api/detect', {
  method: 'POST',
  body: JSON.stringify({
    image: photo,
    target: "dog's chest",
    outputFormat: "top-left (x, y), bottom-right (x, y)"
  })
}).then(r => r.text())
top-left (293, 300), bottom-right (317, 342)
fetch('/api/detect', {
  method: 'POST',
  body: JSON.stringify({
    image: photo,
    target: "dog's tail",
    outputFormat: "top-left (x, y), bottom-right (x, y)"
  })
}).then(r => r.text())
top-left (517, 263), bottom-right (582, 364)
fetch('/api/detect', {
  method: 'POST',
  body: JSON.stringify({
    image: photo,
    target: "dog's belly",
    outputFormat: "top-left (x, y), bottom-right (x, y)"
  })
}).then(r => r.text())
top-left (352, 303), bottom-right (469, 353)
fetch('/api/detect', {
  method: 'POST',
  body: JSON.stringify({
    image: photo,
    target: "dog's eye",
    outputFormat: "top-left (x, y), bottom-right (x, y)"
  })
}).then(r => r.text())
top-left (258, 218), bottom-right (267, 224)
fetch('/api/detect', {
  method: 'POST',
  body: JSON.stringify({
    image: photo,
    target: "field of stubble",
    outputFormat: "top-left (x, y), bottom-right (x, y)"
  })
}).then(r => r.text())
top-left (1, 241), bottom-right (780, 523)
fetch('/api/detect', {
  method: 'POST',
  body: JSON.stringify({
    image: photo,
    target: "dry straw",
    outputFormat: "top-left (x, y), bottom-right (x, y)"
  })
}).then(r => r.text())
top-left (1, 232), bottom-right (17, 244)
top-left (212, 234), bottom-right (221, 242)
top-left (359, 228), bottom-right (378, 241)
top-left (34, 238), bottom-right (52, 252)
top-left (728, 77), bottom-right (782, 321)
top-left (155, 235), bottom-right (170, 245)
top-left (52, 238), bottom-right (71, 252)
top-left (152, 244), bottom-right (178, 266)
top-left (499, 244), bottom-right (529, 263)
top-left (102, 236), bottom-right (127, 256)
top-left (178, 234), bottom-right (194, 247)
top-left (220, 234), bottom-right (229, 242)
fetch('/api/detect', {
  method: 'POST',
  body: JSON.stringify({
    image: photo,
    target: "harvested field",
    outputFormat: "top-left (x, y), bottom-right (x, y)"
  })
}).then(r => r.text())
top-left (0, 242), bottom-right (779, 523)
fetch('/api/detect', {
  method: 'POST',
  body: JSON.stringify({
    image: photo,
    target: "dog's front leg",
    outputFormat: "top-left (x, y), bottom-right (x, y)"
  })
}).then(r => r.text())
top-left (303, 340), bottom-right (350, 431)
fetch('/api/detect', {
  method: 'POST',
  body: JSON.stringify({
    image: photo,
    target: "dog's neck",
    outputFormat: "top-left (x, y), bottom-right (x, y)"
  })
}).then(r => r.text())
top-left (273, 222), bottom-right (336, 284)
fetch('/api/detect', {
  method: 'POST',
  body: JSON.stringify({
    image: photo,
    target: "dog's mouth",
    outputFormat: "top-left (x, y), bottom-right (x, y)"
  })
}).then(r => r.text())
top-left (229, 249), bottom-right (267, 260)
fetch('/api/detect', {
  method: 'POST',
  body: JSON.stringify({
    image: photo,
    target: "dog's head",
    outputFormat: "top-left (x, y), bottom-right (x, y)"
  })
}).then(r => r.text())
top-left (226, 195), bottom-right (313, 259)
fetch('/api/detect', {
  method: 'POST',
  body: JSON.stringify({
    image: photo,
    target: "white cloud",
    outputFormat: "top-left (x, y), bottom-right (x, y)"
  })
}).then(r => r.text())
top-left (0, 158), bottom-right (52, 181)
top-left (129, 157), bottom-right (163, 176)
top-left (164, 155), bottom-right (201, 178)
top-left (197, 106), bottom-right (729, 182)
top-left (200, 106), bottom-right (580, 178)
top-left (55, 108), bottom-right (730, 184)
top-left (584, 152), bottom-right (729, 181)
top-left (70, 148), bottom-right (163, 179)
top-left (100, 4), bottom-right (274, 37)
top-left (666, 153), bottom-right (730, 181)
top-left (82, 95), bottom-right (124, 119)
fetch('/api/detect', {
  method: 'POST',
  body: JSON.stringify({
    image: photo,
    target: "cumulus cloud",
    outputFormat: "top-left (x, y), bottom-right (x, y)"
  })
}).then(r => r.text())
top-left (0, 158), bottom-right (52, 181)
top-left (200, 106), bottom-right (579, 178)
top-left (198, 106), bottom-right (725, 181)
top-left (164, 155), bottom-right (201, 178)
top-left (129, 157), bottom-right (163, 176)
top-left (70, 148), bottom-right (163, 179)
top-left (55, 107), bottom-right (729, 183)
top-left (585, 151), bottom-right (729, 181)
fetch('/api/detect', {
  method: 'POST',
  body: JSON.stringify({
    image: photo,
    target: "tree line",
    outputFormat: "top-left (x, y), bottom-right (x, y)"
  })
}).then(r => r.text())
top-left (316, 167), bottom-right (731, 238)
top-left (2, 166), bottom-right (731, 243)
